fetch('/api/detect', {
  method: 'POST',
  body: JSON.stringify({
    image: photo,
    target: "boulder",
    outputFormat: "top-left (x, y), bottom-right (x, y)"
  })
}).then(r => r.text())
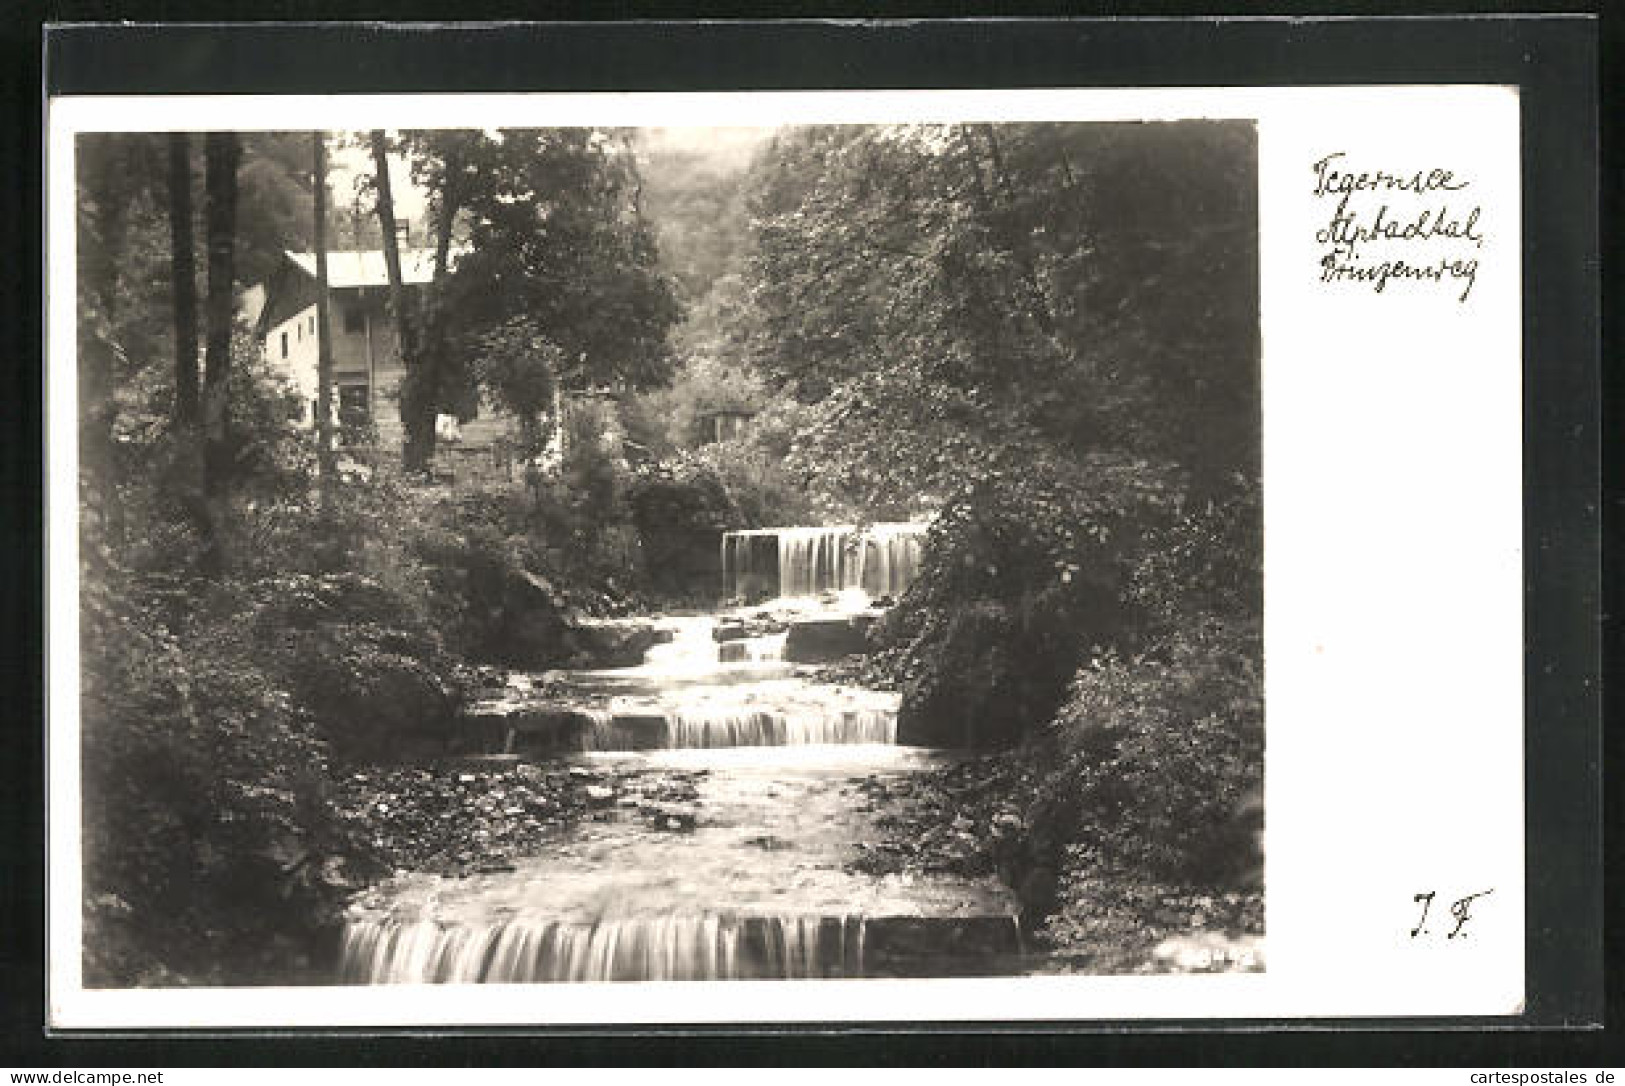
top-left (492, 570), bottom-right (577, 668)
top-left (783, 614), bottom-right (876, 663)
top-left (570, 618), bottom-right (666, 668)
top-left (313, 649), bottom-right (463, 764)
top-left (713, 620), bottom-right (749, 643)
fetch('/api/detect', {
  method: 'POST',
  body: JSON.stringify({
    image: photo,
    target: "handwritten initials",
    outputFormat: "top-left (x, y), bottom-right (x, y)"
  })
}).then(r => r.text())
top-left (1411, 888), bottom-right (1493, 939)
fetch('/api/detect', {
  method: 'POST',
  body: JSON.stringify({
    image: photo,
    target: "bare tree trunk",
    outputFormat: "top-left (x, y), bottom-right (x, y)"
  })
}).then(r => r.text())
top-left (200, 130), bottom-right (241, 575)
top-left (369, 130), bottom-right (433, 474)
top-left (167, 133), bottom-right (199, 429)
top-left (312, 131), bottom-right (337, 509)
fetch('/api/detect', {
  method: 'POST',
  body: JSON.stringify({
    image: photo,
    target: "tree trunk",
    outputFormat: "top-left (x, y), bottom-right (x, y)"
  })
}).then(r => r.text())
top-left (370, 130), bottom-right (434, 474)
top-left (431, 151), bottom-right (461, 282)
top-left (416, 145), bottom-right (465, 460)
top-left (167, 133), bottom-right (199, 429)
top-left (78, 139), bottom-right (140, 552)
top-left (312, 131), bottom-right (337, 509)
top-left (200, 130), bottom-right (241, 575)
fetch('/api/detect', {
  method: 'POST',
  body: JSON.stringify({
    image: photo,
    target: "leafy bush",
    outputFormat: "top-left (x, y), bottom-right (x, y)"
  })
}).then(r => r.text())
top-left (626, 459), bottom-right (735, 535)
top-left (625, 433), bottom-right (821, 599)
top-left (240, 571), bottom-right (468, 764)
top-left (1127, 477), bottom-right (1262, 634)
top-left (509, 400), bottom-right (645, 594)
top-left (80, 572), bottom-right (376, 986)
top-left (879, 453), bottom-right (1183, 748)
top-left (1035, 616), bottom-right (1263, 890)
top-left (411, 512), bottom-right (577, 667)
top-left (689, 439), bottom-right (820, 529)
top-left (471, 317), bottom-right (563, 455)
top-left (624, 459), bottom-right (735, 602)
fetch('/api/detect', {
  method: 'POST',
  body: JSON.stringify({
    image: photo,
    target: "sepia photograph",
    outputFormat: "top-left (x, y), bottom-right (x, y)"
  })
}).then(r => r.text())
top-left (70, 117), bottom-right (1263, 991)
top-left (33, 17), bottom-right (1605, 1055)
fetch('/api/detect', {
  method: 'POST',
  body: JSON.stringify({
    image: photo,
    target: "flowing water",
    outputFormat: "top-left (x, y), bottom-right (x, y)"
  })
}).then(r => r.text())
top-left (722, 522), bottom-right (927, 601)
top-left (339, 523), bottom-right (1022, 984)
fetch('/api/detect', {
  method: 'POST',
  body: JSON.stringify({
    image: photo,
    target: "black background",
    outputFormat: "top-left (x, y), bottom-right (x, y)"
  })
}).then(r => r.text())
top-left (5, 9), bottom-right (1612, 1068)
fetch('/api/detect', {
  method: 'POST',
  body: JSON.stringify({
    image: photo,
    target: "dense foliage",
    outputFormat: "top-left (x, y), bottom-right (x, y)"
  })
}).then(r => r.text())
top-left (877, 452), bottom-right (1185, 747)
top-left (738, 122), bottom-right (1256, 499)
top-left (80, 564), bottom-right (367, 986)
top-left (717, 121), bottom-right (1264, 945)
top-left (74, 128), bottom-right (674, 984)
top-left (426, 128), bottom-right (684, 397)
top-left (74, 119), bottom-right (1264, 981)
top-left (726, 120), bottom-right (1259, 722)
top-left (1041, 615), bottom-right (1263, 885)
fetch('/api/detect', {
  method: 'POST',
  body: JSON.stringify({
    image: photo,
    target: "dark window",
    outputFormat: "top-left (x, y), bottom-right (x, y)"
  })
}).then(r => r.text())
top-left (343, 306), bottom-right (364, 334)
top-left (280, 331), bottom-right (288, 359)
top-left (338, 385), bottom-right (370, 422)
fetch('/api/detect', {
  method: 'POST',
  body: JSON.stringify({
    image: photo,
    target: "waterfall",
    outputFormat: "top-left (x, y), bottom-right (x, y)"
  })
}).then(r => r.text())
top-left (721, 532), bottom-right (780, 602)
top-left (339, 914), bottom-right (867, 983)
top-left (579, 705), bottom-right (897, 751)
top-left (860, 522), bottom-right (926, 598)
top-left (544, 615), bottom-right (898, 751)
top-left (666, 707), bottom-right (896, 748)
top-left (341, 521), bottom-right (1030, 992)
top-left (777, 527), bottom-right (851, 599)
top-left (722, 522), bottom-right (928, 601)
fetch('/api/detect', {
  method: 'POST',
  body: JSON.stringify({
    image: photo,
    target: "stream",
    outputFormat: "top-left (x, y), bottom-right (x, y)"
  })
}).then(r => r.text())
top-left (338, 523), bottom-right (1026, 983)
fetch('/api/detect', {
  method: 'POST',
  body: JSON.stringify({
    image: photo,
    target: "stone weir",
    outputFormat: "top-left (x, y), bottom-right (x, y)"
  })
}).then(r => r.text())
top-left (465, 611), bottom-right (894, 756)
top-left (722, 522), bottom-right (928, 602)
top-left (340, 913), bottom-right (1022, 983)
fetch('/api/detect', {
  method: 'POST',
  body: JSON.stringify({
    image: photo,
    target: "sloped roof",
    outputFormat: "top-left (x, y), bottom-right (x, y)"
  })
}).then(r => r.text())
top-left (284, 247), bottom-right (461, 288)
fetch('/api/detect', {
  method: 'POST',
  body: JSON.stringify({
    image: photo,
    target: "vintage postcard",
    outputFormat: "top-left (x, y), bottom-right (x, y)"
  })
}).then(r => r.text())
top-left (46, 81), bottom-right (1530, 1029)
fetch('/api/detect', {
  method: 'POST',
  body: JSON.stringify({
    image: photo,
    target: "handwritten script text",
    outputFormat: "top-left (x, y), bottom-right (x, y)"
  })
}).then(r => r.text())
top-left (1312, 152), bottom-right (1485, 303)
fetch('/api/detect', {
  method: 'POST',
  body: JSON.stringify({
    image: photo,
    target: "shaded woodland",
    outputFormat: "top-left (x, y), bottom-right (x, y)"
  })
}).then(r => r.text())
top-left (75, 122), bottom-right (1262, 985)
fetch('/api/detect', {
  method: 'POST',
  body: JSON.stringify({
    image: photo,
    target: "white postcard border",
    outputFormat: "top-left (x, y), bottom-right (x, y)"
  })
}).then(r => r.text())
top-left (46, 85), bottom-right (1524, 1028)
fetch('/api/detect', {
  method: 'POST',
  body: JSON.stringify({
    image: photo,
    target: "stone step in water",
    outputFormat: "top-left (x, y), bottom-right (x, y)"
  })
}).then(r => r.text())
top-left (468, 667), bottom-right (901, 754)
top-left (467, 702), bottom-right (900, 754)
top-left (557, 662), bottom-right (801, 695)
top-left (592, 707), bottom-right (898, 750)
top-left (338, 912), bottom-right (1023, 984)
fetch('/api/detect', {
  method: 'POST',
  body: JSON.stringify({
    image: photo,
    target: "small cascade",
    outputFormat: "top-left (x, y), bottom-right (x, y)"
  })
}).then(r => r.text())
top-left (666, 707), bottom-right (896, 748)
top-left (339, 914), bottom-right (867, 984)
top-left (579, 702), bottom-right (897, 751)
top-left (777, 527), bottom-right (857, 599)
top-left (641, 616), bottom-right (722, 672)
top-left (642, 615), bottom-right (788, 671)
top-left (721, 533), bottom-right (780, 602)
top-left (860, 522), bottom-right (926, 599)
top-left (352, 538), bottom-right (1034, 990)
top-left (722, 522), bottom-right (928, 601)
top-left (717, 631), bottom-right (788, 663)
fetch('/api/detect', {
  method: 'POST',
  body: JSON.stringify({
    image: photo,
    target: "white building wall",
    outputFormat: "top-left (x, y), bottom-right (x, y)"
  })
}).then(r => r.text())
top-left (264, 304), bottom-right (321, 426)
